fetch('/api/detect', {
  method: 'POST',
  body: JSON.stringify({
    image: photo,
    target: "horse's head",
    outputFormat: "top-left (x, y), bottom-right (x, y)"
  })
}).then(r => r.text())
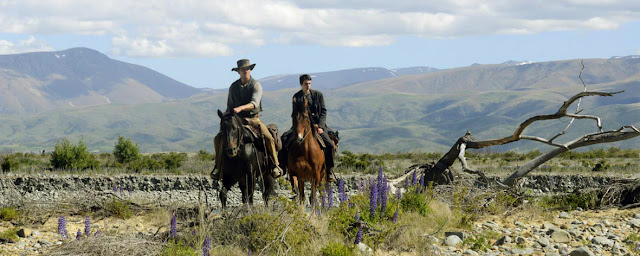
top-left (217, 109), bottom-right (244, 158)
top-left (292, 95), bottom-right (310, 144)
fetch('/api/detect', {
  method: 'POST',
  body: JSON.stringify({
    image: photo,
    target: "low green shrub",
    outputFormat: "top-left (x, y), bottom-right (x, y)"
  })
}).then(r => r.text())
top-left (0, 228), bottom-right (19, 243)
top-left (400, 189), bottom-right (431, 216)
top-left (539, 191), bottom-right (599, 210)
top-left (320, 242), bottom-right (354, 256)
top-left (160, 152), bottom-right (188, 169)
top-left (1, 156), bottom-right (18, 172)
top-left (105, 199), bottom-right (132, 219)
top-left (196, 149), bottom-right (213, 162)
top-left (161, 240), bottom-right (198, 256)
top-left (0, 207), bottom-right (19, 221)
top-left (50, 139), bottom-right (99, 170)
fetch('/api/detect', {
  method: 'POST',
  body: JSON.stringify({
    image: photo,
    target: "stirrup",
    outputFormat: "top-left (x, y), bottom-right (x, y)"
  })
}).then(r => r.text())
top-left (211, 168), bottom-right (222, 181)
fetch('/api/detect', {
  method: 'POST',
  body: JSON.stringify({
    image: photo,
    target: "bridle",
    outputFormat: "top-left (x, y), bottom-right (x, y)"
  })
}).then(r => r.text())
top-left (222, 114), bottom-right (243, 156)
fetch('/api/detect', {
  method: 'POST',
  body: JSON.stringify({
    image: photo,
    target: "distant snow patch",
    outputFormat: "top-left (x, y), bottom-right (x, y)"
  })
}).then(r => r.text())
top-left (55, 54), bottom-right (60, 59)
top-left (103, 96), bottom-right (111, 104)
top-left (516, 61), bottom-right (533, 66)
top-left (67, 101), bottom-right (75, 107)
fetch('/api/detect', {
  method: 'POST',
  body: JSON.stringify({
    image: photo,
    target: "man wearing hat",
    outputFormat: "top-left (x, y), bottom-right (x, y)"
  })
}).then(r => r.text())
top-left (211, 59), bottom-right (283, 180)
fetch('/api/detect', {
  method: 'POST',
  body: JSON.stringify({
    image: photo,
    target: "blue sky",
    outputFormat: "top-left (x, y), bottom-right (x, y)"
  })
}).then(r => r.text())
top-left (1, 1), bottom-right (639, 88)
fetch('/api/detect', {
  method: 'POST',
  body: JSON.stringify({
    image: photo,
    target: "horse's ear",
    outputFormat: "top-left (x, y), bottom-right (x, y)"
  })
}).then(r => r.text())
top-left (217, 109), bottom-right (223, 119)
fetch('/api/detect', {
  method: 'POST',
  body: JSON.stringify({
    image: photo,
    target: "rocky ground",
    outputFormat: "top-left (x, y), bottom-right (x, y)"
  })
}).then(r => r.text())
top-left (2, 173), bottom-right (640, 255)
top-left (429, 208), bottom-right (640, 256)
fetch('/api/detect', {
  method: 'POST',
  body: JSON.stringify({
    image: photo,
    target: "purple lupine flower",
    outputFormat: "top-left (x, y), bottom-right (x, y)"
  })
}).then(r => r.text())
top-left (392, 208), bottom-right (399, 224)
top-left (355, 212), bottom-right (360, 222)
top-left (338, 179), bottom-right (346, 204)
top-left (404, 177), bottom-right (410, 187)
top-left (411, 171), bottom-right (418, 185)
top-left (369, 181), bottom-right (377, 219)
top-left (419, 174), bottom-right (425, 187)
top-left (84, 216), bottom-right (91, 236)
top-left (327, 183), bottom-right (334, 209)
top-left (395, 187), bottom-right (402, 199)
top-left (112, 185), bottom-right (117, 193)
top-left (354, 224), bottom-right (363, 244)
top-left (76, 229), bottom-right (82, 240)
top-left (203, 236), bottom-right (211, 256)
top-left (57, 216), bottom-right (68, 238)
top-left (380, 179), bottom-right (388, 216)
top-left (119, 186), bottom-right (124, 195)
top-left (94, 229), bottom-right (102, 238)
top-left (192, 230), bottom-right (196, 236)
top-left (248, 249), bottom-right (252, 256)
top-left (377, 167), bottom-right (384, 203)
top-left (321, 191), bottom-right (326, 210)
top-left (170, 214), bottom-right (177, 238)
top-left (128, 186), bottom-right (133, 195)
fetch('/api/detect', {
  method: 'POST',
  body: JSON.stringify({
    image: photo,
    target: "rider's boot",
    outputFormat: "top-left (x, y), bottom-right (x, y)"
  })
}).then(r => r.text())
top-left (326, 167), bottom-right (335, 183)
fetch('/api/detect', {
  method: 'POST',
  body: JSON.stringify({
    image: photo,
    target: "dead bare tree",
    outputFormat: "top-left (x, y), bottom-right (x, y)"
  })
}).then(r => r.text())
top-left (411, 61), bottom-right (640, 187)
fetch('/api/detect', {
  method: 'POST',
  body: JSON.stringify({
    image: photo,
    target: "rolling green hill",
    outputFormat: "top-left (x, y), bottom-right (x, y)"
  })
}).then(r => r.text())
top-left (0, 58), bottom-right (639, 153)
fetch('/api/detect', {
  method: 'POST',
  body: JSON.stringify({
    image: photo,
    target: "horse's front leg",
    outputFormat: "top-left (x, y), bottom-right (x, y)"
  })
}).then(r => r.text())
top-left (220, 179), bottom-right (231, 210)
top-left (310, 178), bottom-right (317, 215)
top-left (289, 175), bottom-right (299, 200)
top-left (298, 179), bottom-right (306, 206)
top-left (239, 173), bottom-right (249, 205)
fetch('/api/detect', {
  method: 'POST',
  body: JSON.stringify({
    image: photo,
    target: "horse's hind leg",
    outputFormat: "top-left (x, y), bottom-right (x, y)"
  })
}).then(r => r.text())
top-left (262, 174), bottom-right (276, 206)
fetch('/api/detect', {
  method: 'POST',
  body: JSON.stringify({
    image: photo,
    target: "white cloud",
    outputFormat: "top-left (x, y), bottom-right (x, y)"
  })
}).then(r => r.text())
top-left (1, 0), bottom-right (639, 57)
top-left (0, 36), bottom-right (54, 55)
top-left (112, 35), bottom-right (233, 58)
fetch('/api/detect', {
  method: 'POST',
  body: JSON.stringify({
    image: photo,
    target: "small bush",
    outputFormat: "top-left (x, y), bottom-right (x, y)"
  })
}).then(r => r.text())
top-left (196, 149), bottom-right (213, 162)
top-left (160, 152), bottom-right (188, 169)
top-left (539, 191), bottom-right (599, 210)
top-left (50, 139), bottom-right (99, 170)
top-left (400, 189), bottom-right (431, 216)
top-left (320, 242), bottom-right (354, 256)
top-left (113, 136), bottom-right (140, 164)
top-left (0, 207), bottom-right (19, 221)
top-left (161, 240), bottom-right (198, 256)
top-left (105, 199), bottom-right (132, 219)
top-left (129, 155), bottom-right (165, 172)
top-left (1, 156), bottom-right (19, 172)
top-left (0, 228), bottom-right (20, 243)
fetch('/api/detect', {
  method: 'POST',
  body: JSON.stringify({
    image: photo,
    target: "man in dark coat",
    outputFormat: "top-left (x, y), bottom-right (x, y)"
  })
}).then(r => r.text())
top-left (279, 74), bottom-right (336, 182)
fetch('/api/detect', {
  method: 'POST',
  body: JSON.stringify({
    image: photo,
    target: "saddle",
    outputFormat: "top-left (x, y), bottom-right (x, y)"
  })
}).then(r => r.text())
top-left (283, 129), bottom-right (326, 150)
top-left (241, 120), bottom-right (281, 151)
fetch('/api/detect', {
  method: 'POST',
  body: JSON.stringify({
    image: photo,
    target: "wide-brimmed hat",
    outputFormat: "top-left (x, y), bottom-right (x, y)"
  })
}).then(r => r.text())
top-left (231, 59), bottom-right (256, 71)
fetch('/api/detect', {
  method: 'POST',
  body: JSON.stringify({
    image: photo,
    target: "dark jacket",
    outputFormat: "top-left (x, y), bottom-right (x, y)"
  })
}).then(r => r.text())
top-left (226, 77), bottom-right (263, 118)
top-left (292, 89), bottom-right (327, 130)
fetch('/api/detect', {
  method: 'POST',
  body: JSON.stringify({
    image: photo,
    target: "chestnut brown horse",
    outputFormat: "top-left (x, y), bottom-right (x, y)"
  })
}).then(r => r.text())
top-left (288, 96), bottom-right (325, 209)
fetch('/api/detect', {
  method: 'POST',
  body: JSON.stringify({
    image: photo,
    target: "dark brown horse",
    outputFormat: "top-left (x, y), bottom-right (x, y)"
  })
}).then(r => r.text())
top-left (216, 110), bottom-right (276, 209)
top-left (288, 96), bottom-right (325, 209)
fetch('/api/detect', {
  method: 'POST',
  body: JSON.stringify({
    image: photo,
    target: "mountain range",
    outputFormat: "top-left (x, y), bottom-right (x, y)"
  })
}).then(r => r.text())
top-left (0, 48), bottom-right (638, 153)
top-left (0, 47), bottom-right (201, 114)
